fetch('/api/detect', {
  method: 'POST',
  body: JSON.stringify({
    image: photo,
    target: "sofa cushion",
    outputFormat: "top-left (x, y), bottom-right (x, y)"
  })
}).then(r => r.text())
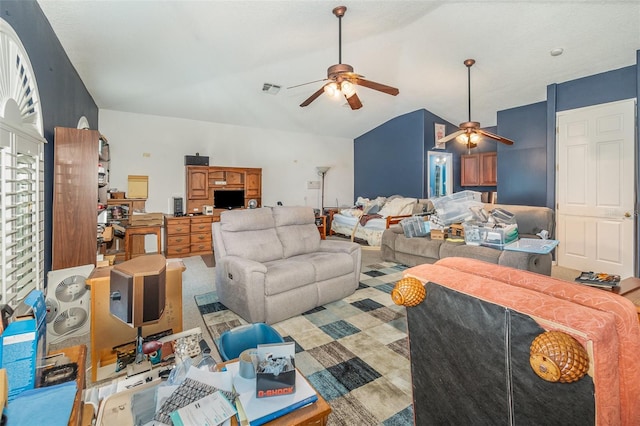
top-left (292, 252), bottom-right (355, 282)
top-left (219, 208), bottom-right (284, 263)
top-left (263, 259), bottom-right (316, 296)
top-left (273, 206), bottom-right (321, 258)
top-left (439, 241), bottom-right (502, 264)
top-left (396, 234), bottom-right (442, 259)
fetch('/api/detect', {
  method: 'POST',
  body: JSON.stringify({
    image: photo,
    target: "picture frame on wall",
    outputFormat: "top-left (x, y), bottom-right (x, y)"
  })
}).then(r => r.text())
top-left (434, 123), bottom-right (446, 149)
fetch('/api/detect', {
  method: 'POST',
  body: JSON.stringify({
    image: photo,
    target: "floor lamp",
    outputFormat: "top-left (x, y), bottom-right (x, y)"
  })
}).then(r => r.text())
top-left (316, 166), bottom-right (330, 212)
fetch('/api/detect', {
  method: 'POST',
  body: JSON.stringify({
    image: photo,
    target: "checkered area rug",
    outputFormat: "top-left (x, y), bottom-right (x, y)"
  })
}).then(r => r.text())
top-left (195, 262), bottom-right (413, 425)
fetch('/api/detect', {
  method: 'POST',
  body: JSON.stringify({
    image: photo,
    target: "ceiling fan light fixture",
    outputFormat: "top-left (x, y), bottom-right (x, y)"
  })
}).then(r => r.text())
top-left (297, 6), bottom-right (398, 110)
top-left (341, 81), bottom-right (356, 98)
top-left (437, 59), bottom-right (514, 147)
top-left (323, 82), bottom-right (341, 98)
top-left (456, 132), bottom-right (480, 146)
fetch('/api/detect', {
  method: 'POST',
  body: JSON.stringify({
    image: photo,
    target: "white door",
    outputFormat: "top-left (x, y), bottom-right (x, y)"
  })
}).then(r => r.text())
top-left (556, 99), bottom-right (636, 278)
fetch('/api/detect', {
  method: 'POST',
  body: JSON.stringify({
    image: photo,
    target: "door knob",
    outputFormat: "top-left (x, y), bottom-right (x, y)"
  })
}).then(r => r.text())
top-left (624, 212), bottom-right (631, 218)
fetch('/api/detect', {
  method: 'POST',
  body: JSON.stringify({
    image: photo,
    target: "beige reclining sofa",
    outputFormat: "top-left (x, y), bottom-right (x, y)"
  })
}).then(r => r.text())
top-left (212, 206), bottom-right (362, 324)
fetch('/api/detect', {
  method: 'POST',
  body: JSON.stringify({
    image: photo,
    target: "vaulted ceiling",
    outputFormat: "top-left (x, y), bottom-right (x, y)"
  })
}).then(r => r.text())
top-left (37, 0), bottom-right (640, 139)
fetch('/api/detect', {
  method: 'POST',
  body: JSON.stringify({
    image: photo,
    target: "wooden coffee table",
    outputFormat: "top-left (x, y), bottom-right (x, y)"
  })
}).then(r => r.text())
top-left (613, 277), bottom-right (640, 322)
top-left (218, 360), bottom-right (331, 426)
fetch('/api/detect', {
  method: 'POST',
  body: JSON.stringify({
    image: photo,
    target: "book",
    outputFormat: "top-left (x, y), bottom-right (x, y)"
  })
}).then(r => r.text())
top-left (226, 361), bottom-right (318, 426)
top-left (575, 271), bottom-right (621, 288)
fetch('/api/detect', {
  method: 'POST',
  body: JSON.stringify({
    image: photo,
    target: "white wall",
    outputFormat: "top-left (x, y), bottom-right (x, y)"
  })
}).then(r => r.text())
top-left (98, 110), bottom-right (354, 251)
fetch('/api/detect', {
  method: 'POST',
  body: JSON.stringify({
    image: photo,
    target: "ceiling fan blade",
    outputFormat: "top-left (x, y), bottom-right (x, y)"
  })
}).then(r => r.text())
top-left (476, 128), bottom-right (514, 145)
top-left (300, 85), bottom-right (327, 107)
top-left (287, 78), bottom-right (328, 90)
top-left (438, 130), bottom-right (465, 143)
top-left (346, 93), bottom-right (363, 110)
top-left (353, 78), bottom-right (399, 96)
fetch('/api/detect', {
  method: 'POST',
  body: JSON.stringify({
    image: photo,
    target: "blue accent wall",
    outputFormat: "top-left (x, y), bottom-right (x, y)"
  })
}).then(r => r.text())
top-left (353, 109), bottom-right (478, 201)
top-left (497, 102), bottom-right (547, 206)
top-left (354, 110), bottom-right (425, 200)
top-left (494, 65), bottom-right (637, 208)
top-left (354, 109), bottom-right (500, 201)
top-left (3, 1), bottom-right (99, 279)
top-left (555, 65), bottom-right (636, 112)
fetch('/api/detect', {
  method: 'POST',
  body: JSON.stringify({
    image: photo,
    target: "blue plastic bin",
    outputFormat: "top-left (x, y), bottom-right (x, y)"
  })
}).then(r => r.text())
top-left (218, 323), bottom-right (285, 361)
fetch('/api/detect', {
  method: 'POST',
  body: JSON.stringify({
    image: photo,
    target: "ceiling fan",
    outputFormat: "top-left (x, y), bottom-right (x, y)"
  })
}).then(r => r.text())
top-left (293, 6), bottom-right (399, 110)
top-left (438, 59), bottom-right (514, 150)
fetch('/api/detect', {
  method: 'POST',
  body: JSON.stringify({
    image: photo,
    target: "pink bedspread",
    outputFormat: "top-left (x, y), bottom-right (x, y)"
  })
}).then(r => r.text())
top-left (404, 257), bottom-right (640, 426)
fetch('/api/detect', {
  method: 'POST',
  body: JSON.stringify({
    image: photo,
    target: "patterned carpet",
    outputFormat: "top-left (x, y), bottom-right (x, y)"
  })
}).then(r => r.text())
top-left (195, 262), bottom-right (412, 425)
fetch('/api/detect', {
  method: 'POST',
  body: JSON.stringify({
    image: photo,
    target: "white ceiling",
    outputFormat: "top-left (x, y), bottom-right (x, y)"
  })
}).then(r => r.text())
top-left (37, 0), bottom-right (640, 140)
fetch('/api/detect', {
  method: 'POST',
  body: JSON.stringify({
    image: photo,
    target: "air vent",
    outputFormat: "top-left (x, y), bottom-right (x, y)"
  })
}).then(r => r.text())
top-left (262, 83), bottom-right (281, 95)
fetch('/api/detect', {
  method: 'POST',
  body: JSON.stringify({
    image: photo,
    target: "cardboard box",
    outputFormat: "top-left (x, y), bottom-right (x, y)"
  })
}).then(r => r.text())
top-left (0, 290), bottom-right (47, 399)
top-left (129, 212), bottom-right (164, 227)
top-left (127, 175), bottom-right (148, 199)
top-left (87, 259), bottom-right (184, 382)
top-left (256, 342), bottom-right (296, 398)
top-left (449, 223), bottom-right (465, 237)
top-left (431, 228), bottom-right (448, 240)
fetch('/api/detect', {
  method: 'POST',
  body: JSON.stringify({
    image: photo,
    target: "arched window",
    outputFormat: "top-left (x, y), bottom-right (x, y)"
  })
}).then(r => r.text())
top-left (0, 18), bottom-right (46, 306)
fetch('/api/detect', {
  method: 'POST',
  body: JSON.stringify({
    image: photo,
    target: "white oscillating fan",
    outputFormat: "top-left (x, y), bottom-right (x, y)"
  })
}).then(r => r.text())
top-left (46, 264), bottom-right (94, 345)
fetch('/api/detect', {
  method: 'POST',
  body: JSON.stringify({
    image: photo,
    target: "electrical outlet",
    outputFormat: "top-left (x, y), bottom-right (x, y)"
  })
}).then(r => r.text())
top-left (307, 181), bottom-right (320, 189)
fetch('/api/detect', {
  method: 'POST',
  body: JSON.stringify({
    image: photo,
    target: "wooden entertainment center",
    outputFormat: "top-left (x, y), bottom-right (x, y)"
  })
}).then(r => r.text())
top-left (185, 165), bottom-right (262, 214)
top-left (164, 166), bottom-right (262, 258)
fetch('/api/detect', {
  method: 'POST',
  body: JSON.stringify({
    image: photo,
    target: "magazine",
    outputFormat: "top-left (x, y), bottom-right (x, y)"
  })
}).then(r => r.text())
top-left (575, 271), bottom-right (621, 288)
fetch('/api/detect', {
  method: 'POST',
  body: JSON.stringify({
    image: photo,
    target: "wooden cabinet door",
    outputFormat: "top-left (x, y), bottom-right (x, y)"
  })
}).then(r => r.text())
top-left (52, 127), bottom-right (99, 269)
top-left (460, 154), bottom-right (480, 186)
top-left (187, 166), bottom-right (209, 199)
top-left (479, 152), bottom-right (497, 186)
top-left (226, 171), bottom-right (243, 185)
top-left (461, 153), bottom-right (497, 186)
top-left (245, 169), bottom-right (261, 198)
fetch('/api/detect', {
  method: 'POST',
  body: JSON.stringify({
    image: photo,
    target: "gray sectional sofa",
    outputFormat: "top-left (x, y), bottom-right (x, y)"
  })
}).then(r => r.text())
top-left (212, 206), bottom-right (362, 324)
top-left (381, 203), bottom-right (555, 275)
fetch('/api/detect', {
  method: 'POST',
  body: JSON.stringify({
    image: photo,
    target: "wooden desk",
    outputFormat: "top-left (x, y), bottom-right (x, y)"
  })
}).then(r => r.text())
top-left (124, 225), bottom-right (162, 260)
top-left (48, 345), bottom-right (87, 426)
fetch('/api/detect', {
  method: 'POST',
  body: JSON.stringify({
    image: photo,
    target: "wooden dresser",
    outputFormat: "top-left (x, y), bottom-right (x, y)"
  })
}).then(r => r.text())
top-left (164, 214), bottom-right (214, 258)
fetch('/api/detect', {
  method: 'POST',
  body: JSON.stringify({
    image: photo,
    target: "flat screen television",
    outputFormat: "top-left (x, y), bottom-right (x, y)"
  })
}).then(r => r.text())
top-left (214, 189), bottom-right (245, 209)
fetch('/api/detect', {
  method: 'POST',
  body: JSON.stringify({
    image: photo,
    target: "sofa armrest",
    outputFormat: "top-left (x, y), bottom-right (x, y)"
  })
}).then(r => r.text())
top-left (388, 224), bottom-right (404, 234)
top-left (215, 255), bottom-right (268, 323)
top-left (219, 255), bottom-right (267, 278)
top-left (498, 250), bottom-right (552, 276)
